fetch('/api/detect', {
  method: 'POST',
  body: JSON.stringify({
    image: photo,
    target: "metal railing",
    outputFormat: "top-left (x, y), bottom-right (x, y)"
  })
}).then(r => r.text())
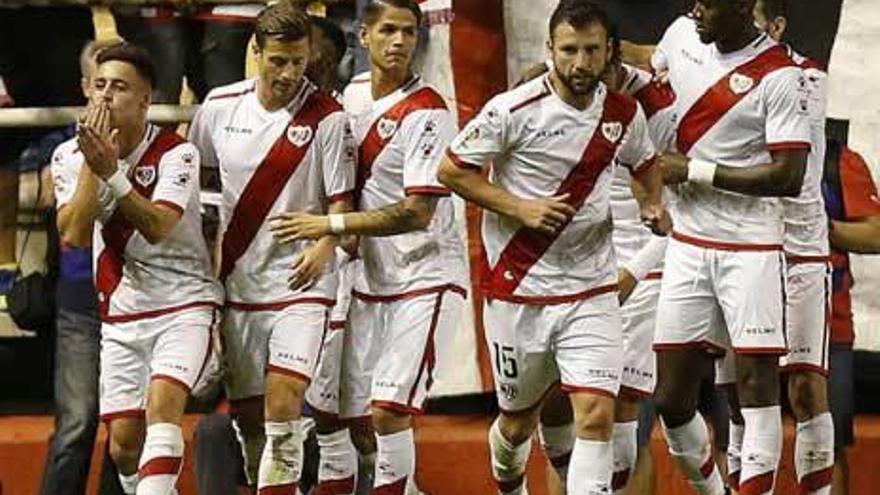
top-left (0, 105), bottom-right (198, 127)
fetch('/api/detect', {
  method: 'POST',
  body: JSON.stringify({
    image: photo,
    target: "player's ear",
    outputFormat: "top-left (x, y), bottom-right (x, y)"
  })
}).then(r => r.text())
top-left (359, 23), bottom-right (370, 49)
top-left (771, 16), bottom-right (787, 40)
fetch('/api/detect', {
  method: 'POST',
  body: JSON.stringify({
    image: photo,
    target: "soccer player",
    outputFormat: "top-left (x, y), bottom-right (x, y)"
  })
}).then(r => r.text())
top-left (268, 1), bottom-right (468, 491)
top-left (188, 3), bottom-right (356, 493)
top-left (52, 43), bottom-right (222, 494)
top-left (438, 1), bottom-right (668, 492)
top-left (650, 0), bottom-right (812, 493)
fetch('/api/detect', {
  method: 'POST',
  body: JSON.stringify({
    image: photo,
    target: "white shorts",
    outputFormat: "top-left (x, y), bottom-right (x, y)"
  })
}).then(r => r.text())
top-left (305, 320), bottom-right (345, 416)
top-left (483, 291), bottom-right (623, 413)
top-left (222, 302), bottom-right (330, 401)
top-left (654, 237), bottom-right (787, 356)
top-left (99, 306), bottom-right (216, 421)
top-left (339, 286), bottom-right (465, 418)
top-left (620, 278), bottom-right (660, 397)
top-left (781, 260), bottom-right (831, 374)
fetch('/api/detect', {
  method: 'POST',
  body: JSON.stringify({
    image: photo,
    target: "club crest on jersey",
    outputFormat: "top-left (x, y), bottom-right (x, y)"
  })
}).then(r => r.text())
top-left (133, 165), bottom-right (156, 187)
top-left (377, 118), bottom-right (398, 140)
top-left (287, 125), bottom-right (313, 148)
top-left (601, 122), bottom-right (623, 143)
top-left (729, 73), bottom-right (754, 94)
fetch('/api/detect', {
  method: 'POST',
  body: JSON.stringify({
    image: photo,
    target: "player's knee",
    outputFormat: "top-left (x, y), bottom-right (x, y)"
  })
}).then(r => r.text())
top-left (371, 405), bottom-right (411, 435)
top-left (348, 418), bottom-right (376, 454)
top-left (498, 410), bottom-right (540, 445)
top-left (109, 430), bottom-right (142, 473)
top-left (570, 393), bottom-right (615, 441)
top-left (264, 374), bottom-right (308, 420)
top-left (736, 356), bottom-right (780, 407)
top-left (787, 371), bottom-right (828, 419)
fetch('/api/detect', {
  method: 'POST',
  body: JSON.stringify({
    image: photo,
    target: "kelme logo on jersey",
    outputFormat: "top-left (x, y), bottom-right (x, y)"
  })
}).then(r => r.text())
top-left (286, 125), bottom-right (313, 148)
top-left (377, 118), bottom-right (398, 140)
top-left (729, 73), bottom-right (754, 94)
top-left (601, 122), bottom-right (623, 143)
top-left (134, 165), bottom-right (156, 187)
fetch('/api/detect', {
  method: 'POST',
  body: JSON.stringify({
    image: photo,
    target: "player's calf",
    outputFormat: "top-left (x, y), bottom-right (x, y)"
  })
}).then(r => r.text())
top-left (108, 418), bottom-right (146, 494)
top-left (735, 355), bottom-right (782, 495)
top-left (566, 392), bottom-right (615, 494)
top-left (788, 372), bottom-right (833, 495)
top-left (257, 372), bottom-right (310, 493)
top-left (371, 406), bottom-right (416, 494)
top-left (539, 388), bottom-right (574, 488)
top-left (313, 411), bottom-right (357, 495)
top-left (136, 379), bottom-right (189, 495)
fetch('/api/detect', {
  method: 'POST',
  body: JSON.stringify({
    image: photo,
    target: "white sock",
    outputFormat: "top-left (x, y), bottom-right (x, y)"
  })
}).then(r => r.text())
top-left (539, 422), bottom-right (573, 485)
top-left (232, 417), bottom-right (266, 488)
top-left (136, 423), bottom-right (184, 495)
top-left (661, 414), bottom-right (725, 495)
top-left (257, 420), bottom-right (304, 493)
top-left (611, 421), bottom-right (638, 494)
top-left (566, 437), bottom-right (612, 495)
top-left (727, 422), bottom-right (745, 490)
top-left (119, 472), bottom-right (138, 495)
top-left (739, 406), bottom-right (782, 495)
top-left (488, 418), bottom-right (531, 494)
top-left (316, 429), bottom-right (358, 494)
top-left (795, 412), bottom-right (834, 495)
top-left (373, 429), bottom-right (415, 494)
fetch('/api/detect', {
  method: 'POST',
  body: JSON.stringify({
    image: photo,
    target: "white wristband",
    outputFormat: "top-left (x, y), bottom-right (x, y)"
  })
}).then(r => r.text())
top-left (687, 158), bottom-right (717, 185)
top-left (105, 169), bottom-right (133, 199)
top-left (328, 214), bottom-right (346, 234)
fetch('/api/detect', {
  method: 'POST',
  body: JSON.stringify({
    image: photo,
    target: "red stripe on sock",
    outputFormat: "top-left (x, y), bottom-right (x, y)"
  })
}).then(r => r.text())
top-left (138, 456), bottom-right (182, 479)
top-left (699, 456), bottom-right (716, 479)
top-left (797, 466), bottom-right (833, 494)
top-left (728, 470), bottom-right (741, 490)
top-left (371, 477), bottom-right (407, 495)
top-left (257, 483), bottom-right (298, 495)
top-left (549, 451), bottom-right (571, 469)
top-left (314, 475), bottom-right (356, 495)
top-left (612, 469), bottom-right (631, 490)
top-left (495, 473), bottom-right (525, 493)
top-left (740, 471), bottom-right (775, 495)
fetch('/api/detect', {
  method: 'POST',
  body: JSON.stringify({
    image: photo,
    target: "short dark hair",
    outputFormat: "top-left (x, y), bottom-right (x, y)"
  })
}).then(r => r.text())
top-left (311, 15), bottom-right (347, 63)
top-left (548, 0), bottom-right (612, 41)
top-left (760, 0), bottom-right (787, 19)
top-left (255, 2), bottom-right (312, 49)
top-left (363, 0), bottom-right (423, 27)
top-left (95, 43), bottom-right (155, 87)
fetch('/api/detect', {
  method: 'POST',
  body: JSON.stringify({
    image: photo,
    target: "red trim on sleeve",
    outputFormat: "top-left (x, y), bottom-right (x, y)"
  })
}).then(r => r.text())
top-left (327, 190), bottom-right (354, 203)
top-left (404, 185), bottom-right (451, 196)
top-left (153, 199), bottom-right (184, 216)
top-left (766, 141), bottom-right (811, 152)
top-left (446, 150), bottom-right (483, 171)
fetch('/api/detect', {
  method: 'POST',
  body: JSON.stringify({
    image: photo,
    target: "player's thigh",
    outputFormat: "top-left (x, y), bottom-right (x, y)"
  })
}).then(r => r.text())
top-left (150, 308), bottom-right (215, 394)
top-left (781, 261), bottom-right (831, 373)
top-left (266, 303), bottom-right (330, 382)
top-left (305, 322), bottom-right (346, 418)
top-left (221, 308), bottom-right (271, 402)
top-left (99, 322), bottom-right (150, 422)
top-left (620, 281), bottom-right (660, 399)
top-left (339, 297), bottom-right (382, 420)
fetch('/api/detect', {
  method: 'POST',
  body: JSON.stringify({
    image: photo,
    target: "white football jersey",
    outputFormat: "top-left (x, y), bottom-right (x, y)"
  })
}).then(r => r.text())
top-left (448, 75), bottom-right (656, 304)
top-left (343, 74), bottom-right (467, 297)
top-left (653, 16), bottom-right (812, 248)
top-left (51, 126), bottom-right (222, 322)
top-left (189, 78), bottom-right (356, 306)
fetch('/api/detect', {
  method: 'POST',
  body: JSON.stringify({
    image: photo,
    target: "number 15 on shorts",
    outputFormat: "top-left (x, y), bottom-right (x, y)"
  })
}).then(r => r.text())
top-left (493, 342), bottom-right (519, 379)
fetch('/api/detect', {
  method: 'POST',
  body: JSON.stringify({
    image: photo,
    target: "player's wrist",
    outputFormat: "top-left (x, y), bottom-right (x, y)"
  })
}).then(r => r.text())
top-left (687, 158), bottom-right (717, 185)
top-left (328, 213), bottom-right (346, 234)
top-left (104, 168), bottom-right (133, 199)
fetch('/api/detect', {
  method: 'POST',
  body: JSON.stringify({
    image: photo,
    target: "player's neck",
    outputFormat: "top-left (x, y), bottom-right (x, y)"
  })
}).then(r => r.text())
top-left (117, 121), bottom-right (147, 160)
top-left (370, 65), bottom-right (414, 100)
top-left (715, 23), bottom-right (761, 54)
top-left (549, 70), bottom-right (594, 111)
top-left (257, 78), bottom-right (304, 112)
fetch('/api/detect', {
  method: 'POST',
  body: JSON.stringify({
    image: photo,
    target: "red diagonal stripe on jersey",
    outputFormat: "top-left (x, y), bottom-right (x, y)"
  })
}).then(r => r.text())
top-left (797, 466), bottom-right (833, 494)
top-left (633, 81), bottom-right (675, 119)
top-left (739, 470), bottom-right (776, 495)
top-left (313, 476), bottom-right (356, 494)
top-left (256, 483), bottom-right (297, 495)
top-left (677, 44), bottom-right (794, 155)
top-left (485, 91), bottom-right (638, 298)
top-left (356, 85), bottom-right (447, 200)
top-left (219, 90), bottom-right (341, 281)
top-left (138, 455), bottom-right (182, 478)
top-left (95, 129), bottom-right (185, 319)
top-left (372, 477), bottom-right (408, 495)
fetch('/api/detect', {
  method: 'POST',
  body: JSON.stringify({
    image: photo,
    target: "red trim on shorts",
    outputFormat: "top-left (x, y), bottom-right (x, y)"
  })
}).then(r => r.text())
top-left (786, 255), bottom-right (832, 265)
top-left (153, 200), bottom-right (184, 215)
top-left (672, 231), bottom-right (782, 252)
top-left (139, 456), bottom-right (182, 478)
top-left (629, 155), bottom-right (657, 180)
top-left (328, 320), bottom-right (346, 330)
top-left (327, 190), bottom-right (355, 203)
top-left (497, 381), bottom-right (560, 415)
top-left (733, 346), bottom-right (788, 355)
top-left (559, 384), bottom-right (617, 399)
top-left (192, 310), bottom-right (218, 390)
top-left (767, 141), bottom-right (811, 152)
top-left (102, 301), bottom-right (221, 324)
top-left (619, 384), bottom-right (652, 399)
top-left (265, 364), bottom-right (312, 384)
top-left (371, 400), bottom-right (423, 415)
top-left (100, 409), bottom-right (146, 423)
top-left (304, 399), bottom-right (339, 421)
top-left (739, 470), bottom-right (775, 495)
top-left (645, 271), bottom-right (663, 280)
top-left (406, 292), bottom-right (444, 410)
top-left (314, 476), bottom-right (356, 494)
top-left (152, 374), bottom-right (191, 393)
top-left (352, 283), bottom-right (466, 303)
top-left (226, 297), bottom-right (335, 311)
top-left (404, 185), bottom-right (452, 196)
top-left (488, 283), bottom-right (618, 306)
top-left (257, 483), bottom-right (297, 495)
top-left (780, 363), bottom-right (829, 377)
top-left (798, 466), bottom-right (833, 493)
top-left (446, 150), bottom-right (483, 171)
top-left (653, 340), bottom-right (727, 355)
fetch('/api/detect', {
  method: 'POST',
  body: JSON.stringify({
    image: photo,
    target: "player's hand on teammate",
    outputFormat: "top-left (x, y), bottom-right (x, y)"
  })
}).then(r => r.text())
top-left (658, 152), bottom-right (689, 185)
top-left (269, 212), bottom-right (331, 242)
top-left (617, 268), bottom-right (638, 305)
top-left (288, 241), bottom-right (334, 291)
top-left (640, 203), bottom-right (672, 236)
top-left (77, 100), bottom-right (120, 180)
top-left (514, 194), bottom-right (577, 235)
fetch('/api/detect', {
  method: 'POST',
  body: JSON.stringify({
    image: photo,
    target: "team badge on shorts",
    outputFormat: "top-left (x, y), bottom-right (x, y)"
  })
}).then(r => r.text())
top-left (377, 118), bottom-right (398, 140)
top-left (134, 165), bottom-right (156, 187)
top-left (729, 73), bottom-right (754, 94)
top-left (500, 383), bottom-right (518, 401)
top-left (287, 125), bottom-right (313, 148)
top-left (601, 122), bottom-right (623, 143)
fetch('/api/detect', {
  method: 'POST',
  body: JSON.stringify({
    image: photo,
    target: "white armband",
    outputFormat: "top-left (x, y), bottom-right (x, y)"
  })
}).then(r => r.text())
top-left (104, 168), bottom-right (133, 199)
top-left (622, 235), bottom-right (668, 281)
top-left (687, 158), bottom-right (717, 185)
top-left (329, 214), bottom-right (346, 235)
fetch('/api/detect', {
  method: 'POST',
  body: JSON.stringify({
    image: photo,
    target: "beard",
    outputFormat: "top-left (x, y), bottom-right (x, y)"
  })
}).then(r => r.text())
top-left (554, 65), bottom-right (600, 96)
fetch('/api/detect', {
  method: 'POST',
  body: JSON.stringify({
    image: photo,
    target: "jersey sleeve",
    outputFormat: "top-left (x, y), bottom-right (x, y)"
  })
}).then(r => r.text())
top-left (50, 142), bottom-right (82, 209)
top-left (840, 149), bottom-right (880, 219)
top-left (446, 96), bottom-right (510, 171)
top-left (764, 68), bottom-right (812, 151)
top-left (187, 102), bottom-right (219, 170)
top-left (651, 15), bottom-right (690, 73)
top-left (151, 142), bottom-right (201, 214)
top-left (617, 104), bottom-right (657, 178)
top-left (401, 108), bottom-right (457, 196)
top-left (318, 110), bottom-right (357, 203)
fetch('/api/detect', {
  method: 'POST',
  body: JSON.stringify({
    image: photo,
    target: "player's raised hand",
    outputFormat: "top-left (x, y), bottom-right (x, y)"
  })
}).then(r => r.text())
top-left (657, 152), bottom-right (690, 185)
top-left (77, 101), bottom-right (120, 180)
top-left (640, 202), bottom-right (672, 236)
top-left (514, 193), bottom-right (577, 235)
top-left (288, 242), bottom-right (334, 291)
top-left (269, 212), bottom-right (331, 243)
